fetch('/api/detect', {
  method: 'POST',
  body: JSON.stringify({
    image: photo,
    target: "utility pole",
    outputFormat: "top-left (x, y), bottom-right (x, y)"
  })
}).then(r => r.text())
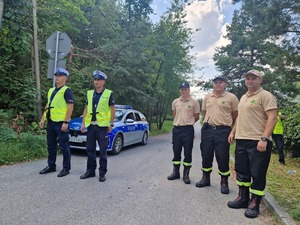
top-left (32, 0), bottom-right (42, 118)
top-left (0, 0), bottom-right (4, 29)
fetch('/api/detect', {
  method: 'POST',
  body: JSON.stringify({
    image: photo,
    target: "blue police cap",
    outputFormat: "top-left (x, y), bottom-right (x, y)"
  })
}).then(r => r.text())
top-left (93, 70), bottom-right (107, 80)
top-left (54, 68), bottom-right (69, 77)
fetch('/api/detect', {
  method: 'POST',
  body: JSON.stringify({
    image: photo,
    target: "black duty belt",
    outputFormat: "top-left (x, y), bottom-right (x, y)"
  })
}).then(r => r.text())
top-left (207, 125), bottom-right (230, 130)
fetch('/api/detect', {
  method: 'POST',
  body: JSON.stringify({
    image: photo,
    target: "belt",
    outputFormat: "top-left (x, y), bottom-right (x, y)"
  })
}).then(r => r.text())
top-left (90, 121), bottom-right (98, 125)
top-left (207, 125), bottom-right (230, 130)
top-left (174, 125), bottom-right (193, 128)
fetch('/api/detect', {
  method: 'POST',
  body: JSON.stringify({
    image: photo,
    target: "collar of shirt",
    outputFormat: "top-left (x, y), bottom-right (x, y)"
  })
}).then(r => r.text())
top-left (180, 96), bottom-right (191, 102)
top-left (94, 88), bottom-right (105, 95)
top-left (212, 90), bottom-right (226, 98)
top-left (246, 87), bottom-right (263, 97)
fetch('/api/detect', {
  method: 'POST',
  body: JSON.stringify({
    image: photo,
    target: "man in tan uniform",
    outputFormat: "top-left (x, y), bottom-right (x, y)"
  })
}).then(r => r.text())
top-left (167, 82), bottom-right (200, 184)
top-left (227, 69), bottom-right (277, 218)
top-left (196, 76), bottom-right (239, 194)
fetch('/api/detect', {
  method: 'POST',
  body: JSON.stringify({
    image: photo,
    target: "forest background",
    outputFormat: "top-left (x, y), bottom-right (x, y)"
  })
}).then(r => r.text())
top-left (0, 0), bottom-right (299, 152)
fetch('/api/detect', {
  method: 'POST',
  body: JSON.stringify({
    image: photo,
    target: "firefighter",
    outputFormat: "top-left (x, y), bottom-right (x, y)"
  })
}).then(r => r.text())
top-left (167, 82), bottom-right (200, 184)
top-left (227, 69), bottom-right (277, 218)
top-left (196, 76), bottom-right (239, 194)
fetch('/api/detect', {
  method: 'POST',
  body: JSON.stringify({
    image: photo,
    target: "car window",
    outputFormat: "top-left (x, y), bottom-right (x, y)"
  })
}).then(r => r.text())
top-left (126, 112), bottom-right (135, 121)
top-left (135, 113), bottom-right (141, 121)
top-left (139, 113), bottom-right (146, 121)
top-left (115, 110), bottom-right (124, 122)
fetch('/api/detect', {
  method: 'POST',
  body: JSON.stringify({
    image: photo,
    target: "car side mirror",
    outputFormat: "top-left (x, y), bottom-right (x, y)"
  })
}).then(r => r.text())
top-left (126, 118), bottom-right (134, 123)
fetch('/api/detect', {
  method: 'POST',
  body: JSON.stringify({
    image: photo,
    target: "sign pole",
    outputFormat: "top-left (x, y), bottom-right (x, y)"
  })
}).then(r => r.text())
top-left (53, 31), bottom-right (60, 87)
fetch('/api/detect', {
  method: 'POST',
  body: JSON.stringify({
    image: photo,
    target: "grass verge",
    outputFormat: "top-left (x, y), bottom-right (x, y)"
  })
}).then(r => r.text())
top-left (267, 154), bottom-right (300, 223)
top-left (150, 120), bottom-right (173, 136)
top-left (0, 133), bottom-right (47, 165)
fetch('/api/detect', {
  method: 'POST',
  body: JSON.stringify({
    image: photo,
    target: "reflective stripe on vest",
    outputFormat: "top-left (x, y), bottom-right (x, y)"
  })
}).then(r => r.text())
top-left (85, 89), bottom-right (112, 127)
top-left (273, 112), bottom-right (283, 134)
top-left (45, 86), bottom-right (68, 122)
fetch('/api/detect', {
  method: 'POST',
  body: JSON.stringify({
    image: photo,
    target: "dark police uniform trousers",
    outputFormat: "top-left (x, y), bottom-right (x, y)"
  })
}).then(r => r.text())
top-left (46, 120), bottom-right (71, 170)
top-left (86, 124), bottom-right (109, 174)
top-left (172, 125), bottom-right (194, 165)
top-left (200, 125), bottom-right (231, 174)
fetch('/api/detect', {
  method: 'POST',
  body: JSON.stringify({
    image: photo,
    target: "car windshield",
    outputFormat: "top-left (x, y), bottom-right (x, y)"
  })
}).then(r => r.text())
top-left (114, 109), bottom-right (125, 122)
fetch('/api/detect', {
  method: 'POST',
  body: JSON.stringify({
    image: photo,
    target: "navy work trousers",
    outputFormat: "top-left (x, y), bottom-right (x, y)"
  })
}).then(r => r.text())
top-left (200, 126), bottom-right (231, 175)
top-left (46, 121), bottom-right (71, 170)
top-left (235, 139), bottom-right (272, 194)
top-left (172, 125), bottom-right (194, 165)
top-left (272, 134), bottom-right (285, 163)
top-left (86, 125), bottom-right (108, 174)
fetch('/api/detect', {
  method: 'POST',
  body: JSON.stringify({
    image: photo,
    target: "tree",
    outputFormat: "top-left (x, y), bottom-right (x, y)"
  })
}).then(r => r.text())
top-left (147, 0), bottom-right (194, 129)
top-left (214, 0), bottom-right (300, 102)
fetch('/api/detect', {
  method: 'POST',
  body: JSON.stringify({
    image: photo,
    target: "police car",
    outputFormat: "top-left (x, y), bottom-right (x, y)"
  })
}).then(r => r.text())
top-left (69, 105), bottom-right (149, 155)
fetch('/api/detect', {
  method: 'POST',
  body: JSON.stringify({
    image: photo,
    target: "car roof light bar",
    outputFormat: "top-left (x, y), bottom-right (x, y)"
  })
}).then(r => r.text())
top-left (115, 105), bottom-right (133, 109)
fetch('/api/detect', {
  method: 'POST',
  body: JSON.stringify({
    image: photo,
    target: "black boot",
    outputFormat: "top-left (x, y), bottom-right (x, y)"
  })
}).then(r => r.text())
top-left (183, 166), bottom-right (191, 184)
top-left (195, 171), bottom-right (211, 188)
top-left (167, 165), bottom-right (180, 180)
top-left (220, 176), bottom-right (229, 194)
top-left (99, 172), bottom-right (106, 182)
top-left (244, 194), bottom-right (262, 218)
top-left (227, 186), bottom-right (249, 209)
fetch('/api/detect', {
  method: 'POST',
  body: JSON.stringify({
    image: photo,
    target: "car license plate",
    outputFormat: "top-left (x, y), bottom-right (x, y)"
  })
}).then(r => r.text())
top-left (70, 136), bottom-right (83, 143)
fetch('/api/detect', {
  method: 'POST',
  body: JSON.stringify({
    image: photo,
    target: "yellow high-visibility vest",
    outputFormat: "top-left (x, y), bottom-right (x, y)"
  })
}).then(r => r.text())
top-left (45, 86), bottom-right (68, 122)
top-left (85, 89), bottom-right (112, 127)
top-left (273, 112), bottom-right (284, 134)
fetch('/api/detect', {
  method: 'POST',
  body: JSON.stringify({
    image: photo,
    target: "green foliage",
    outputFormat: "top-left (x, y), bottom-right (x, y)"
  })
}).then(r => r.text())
top-left (214, 0), bottom-right (300, 102)
top-left (150, 120), bottom-right (173, 136)
top-left (283, 104), bottom-right (300, 157)
top-left (0, 126), bottom-right (18, 142)
top-left (0, 133), bottom-right (47, 165)
top-left (0, 0), bottom-right (195, 130)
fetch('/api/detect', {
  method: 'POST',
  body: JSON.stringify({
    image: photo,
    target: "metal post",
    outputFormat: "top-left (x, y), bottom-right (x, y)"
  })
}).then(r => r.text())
top-left (53, 31), bottom-right (60, 87)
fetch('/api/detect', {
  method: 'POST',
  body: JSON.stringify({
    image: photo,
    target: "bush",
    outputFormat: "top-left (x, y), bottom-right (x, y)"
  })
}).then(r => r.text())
top-left (0, 126), bottom-right (18, 142)
top-left (283, 105), bottom-right (300, 158)
top-left (0, 133), bottom-right (47, 165)
top-left (0, 110), bottom-right (47, 165)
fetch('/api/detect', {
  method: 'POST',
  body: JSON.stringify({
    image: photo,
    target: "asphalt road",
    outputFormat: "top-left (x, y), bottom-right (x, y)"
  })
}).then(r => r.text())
top-left (0, 123), bottom-right (276, 225)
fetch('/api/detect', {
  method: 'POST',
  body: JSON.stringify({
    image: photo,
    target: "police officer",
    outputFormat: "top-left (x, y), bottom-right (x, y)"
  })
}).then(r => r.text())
top-left (80, 70), bottom-right (115, 182)
top-left (167, 82), bottom-right (200, 184)
top-left (39, 68), bottom-right (74, 177)
top-left (196, 76), bottom-right (239, 194)
top-left (272, 111), bottom-right (286, 165)
top-left (227, 69), bottom-right (277, 218)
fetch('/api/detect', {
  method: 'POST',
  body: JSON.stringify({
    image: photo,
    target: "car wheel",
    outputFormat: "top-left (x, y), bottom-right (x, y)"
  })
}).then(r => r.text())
top-left (111, 134), bottom-right (123, 155)
top-left (140, 131), bottom-right (148, 145)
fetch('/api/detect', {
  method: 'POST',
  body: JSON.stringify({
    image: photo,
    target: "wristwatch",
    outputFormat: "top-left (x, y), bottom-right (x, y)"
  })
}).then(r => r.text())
top-left (110, 123), bottom-right (114, 127)
top-left (63, 121), bottom-right (69, 124)
top-left (261, 137), bottom-right (268, 141)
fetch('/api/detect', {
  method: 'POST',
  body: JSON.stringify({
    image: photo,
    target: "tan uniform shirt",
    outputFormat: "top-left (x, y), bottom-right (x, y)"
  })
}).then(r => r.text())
top-left (172, 96), bottom-right (200, 126)
top-left (202, 91), bottom-right (239, 126)
top-left (235, 88), bottom-right (277, 140)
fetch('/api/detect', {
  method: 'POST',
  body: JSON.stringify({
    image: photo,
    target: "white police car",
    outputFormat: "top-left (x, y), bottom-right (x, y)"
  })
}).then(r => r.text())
top-left (69, 105), bottom-right (149, 155)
